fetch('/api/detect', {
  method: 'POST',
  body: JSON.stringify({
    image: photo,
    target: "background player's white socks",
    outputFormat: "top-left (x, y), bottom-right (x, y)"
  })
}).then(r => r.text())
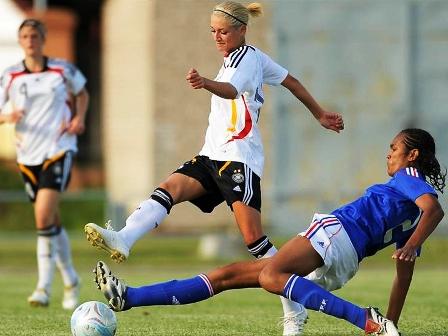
top-left (36, 226), bottom-right (59, 293)
top-left (55, 227), bottom-right (78, 286)
top-left (260, 244), bottom-right (308, 318)
top-left (120, 198), bottom-right (169, 248)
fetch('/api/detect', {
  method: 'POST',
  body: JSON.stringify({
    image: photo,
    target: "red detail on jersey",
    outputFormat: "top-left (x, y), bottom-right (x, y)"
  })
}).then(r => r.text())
top-left (226, 95), bottom-right (252, 143)
top-left (6, 70), bottom-right (27, 92)
top-left (47, 67), bottom-right (64, 75)
top-left (6, 67), bottom-right (65, 93)
top-left (47, 67), bottom-right (66, 82)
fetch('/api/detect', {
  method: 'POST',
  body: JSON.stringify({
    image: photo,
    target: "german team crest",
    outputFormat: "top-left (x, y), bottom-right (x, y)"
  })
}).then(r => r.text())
top-left (232, 170), bottom-right (244, 183)
top-left (53, 163), bottom-right (62, 175)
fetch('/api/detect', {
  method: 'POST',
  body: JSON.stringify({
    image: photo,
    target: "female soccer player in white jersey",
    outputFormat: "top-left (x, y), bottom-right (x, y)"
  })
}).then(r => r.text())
top-left (85, 2), bottom-right (342, 334)
top-left (95, 128), bottom-right (445, 336)
top-left (0, 19), bottom-right (89, 309)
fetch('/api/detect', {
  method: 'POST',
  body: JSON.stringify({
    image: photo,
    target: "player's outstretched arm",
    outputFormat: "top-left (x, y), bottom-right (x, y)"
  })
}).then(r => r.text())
top-left (388, 193), bottom-right (444, 325)
top-left (393, 194), bottom-right (444, 262)
top-left (386, 258), bottom-right (415, 326)
top-left (281, 74), bottom-right (344, 133)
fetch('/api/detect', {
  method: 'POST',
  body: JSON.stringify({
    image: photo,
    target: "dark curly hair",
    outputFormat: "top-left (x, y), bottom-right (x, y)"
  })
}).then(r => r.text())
top-left (400, 128), bottom-right (446, 193)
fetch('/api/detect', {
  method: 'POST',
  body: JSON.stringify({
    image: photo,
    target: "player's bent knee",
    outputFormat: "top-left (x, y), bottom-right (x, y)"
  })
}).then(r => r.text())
top-left (35, 214), bottom-right (57, 229)
top-left (258, 266), bottom-right (282, 294)
top-left (157, 181), bottom-right (177, 200)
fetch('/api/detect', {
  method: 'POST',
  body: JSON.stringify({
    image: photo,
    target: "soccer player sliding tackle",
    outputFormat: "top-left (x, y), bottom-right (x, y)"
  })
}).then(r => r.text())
top-left (94, 129), bottom-right (445, 336)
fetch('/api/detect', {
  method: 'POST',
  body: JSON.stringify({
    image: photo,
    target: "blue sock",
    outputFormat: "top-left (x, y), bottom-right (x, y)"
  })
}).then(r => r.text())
top-left (284, 275), bottom-right (366, 330)
top-left (125, 274), bottom-right (214, 309)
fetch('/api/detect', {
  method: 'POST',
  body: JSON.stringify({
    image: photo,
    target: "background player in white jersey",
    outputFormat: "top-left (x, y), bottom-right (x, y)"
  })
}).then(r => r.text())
top-left (0, 19), bottom-right (89, 309)
top-left (95, 128), bottom-right (445, 336)
top-left (85, 2), bottom-right (342, 334)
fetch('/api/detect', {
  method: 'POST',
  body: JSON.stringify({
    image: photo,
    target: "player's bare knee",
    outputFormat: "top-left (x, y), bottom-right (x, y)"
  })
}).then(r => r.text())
top-left (259, 265), bottom-right (282, 294)
top-left (158, 181), bottom-right (178, 202)
top-left (34, 213), bottom-right (56, 229)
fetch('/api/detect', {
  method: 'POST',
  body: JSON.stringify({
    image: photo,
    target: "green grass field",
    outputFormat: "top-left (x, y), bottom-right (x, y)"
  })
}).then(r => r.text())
top-left (1, 232), bottom-right (447, 336)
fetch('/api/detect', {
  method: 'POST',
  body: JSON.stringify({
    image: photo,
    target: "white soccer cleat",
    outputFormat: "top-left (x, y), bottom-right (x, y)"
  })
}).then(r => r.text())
top-left (94, 260), bottom-right (128, 312)
top-left (365, 307), bottom-right (400, 336)
top-left (85, 221), bottom-right (129, 263)
top-left (62, 279), bottom-right (81, 310)
top-left (280, 307), bottom-right (308, 336)
top-left (28, 288), bottom-right (49, 307)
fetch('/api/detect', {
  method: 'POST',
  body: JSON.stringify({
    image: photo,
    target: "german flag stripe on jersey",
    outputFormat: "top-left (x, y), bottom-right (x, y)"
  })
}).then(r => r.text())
top-left (6, 70), bottom-right (27, 92)
top-left (304, 216), bottom-right (341, 239)
top-left (226, 95), bottom-right (252, 143)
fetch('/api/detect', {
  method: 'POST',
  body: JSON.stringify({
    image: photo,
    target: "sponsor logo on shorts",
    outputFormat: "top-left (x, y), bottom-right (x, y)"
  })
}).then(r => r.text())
top-left (232, 171), bottom-right (244, 183)
top-left (233, 185), bottom-right (242, 192)
top-left (172, 296), bottom-right (180, 305)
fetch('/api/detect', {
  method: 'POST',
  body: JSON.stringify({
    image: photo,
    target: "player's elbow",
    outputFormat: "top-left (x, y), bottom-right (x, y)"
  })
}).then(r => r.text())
top-left (222, 83), bottom-right (238, 99)
top-left (429, 203), bottom-right (444, 227)
top-left (437, 207), bottom-right (444, 221)
top-left (223, 88), bottom-right (238, 99)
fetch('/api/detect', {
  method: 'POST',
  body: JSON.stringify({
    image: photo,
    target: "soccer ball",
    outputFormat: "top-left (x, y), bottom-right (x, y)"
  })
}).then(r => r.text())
top-left (70, 301), bottom-right (117, 336)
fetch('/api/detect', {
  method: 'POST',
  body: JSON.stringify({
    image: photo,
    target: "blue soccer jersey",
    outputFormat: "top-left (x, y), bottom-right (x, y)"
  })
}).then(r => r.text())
top-left (332, 167), bottom-right (437, 261)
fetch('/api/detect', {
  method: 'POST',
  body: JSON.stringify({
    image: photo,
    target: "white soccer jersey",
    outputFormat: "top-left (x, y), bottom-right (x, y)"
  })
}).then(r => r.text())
top-left (0, 57), bottom-right (86, 165)
top-left (199, 45), bottom-right (288, 177)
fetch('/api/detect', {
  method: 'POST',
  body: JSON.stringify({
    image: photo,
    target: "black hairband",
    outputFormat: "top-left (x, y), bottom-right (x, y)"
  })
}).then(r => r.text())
top-left (213, 9), bottom-right (247, 25)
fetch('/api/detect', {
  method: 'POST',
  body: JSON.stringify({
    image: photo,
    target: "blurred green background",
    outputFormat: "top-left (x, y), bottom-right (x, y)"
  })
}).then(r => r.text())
top-left (0, 162), bottom-right (105, 231)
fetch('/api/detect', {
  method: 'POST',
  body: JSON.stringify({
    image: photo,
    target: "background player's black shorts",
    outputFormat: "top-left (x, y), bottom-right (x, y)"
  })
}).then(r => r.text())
top-left (18, 151), bottom-right (74, 202)
top-left (174, 155), bottom-right (261, 213)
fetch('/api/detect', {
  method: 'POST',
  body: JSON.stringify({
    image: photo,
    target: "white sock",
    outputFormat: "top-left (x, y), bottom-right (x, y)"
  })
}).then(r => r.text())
top-left (261, 245), bottom-right (278, 258)
top-left (36, 234), bottom-right (58, 293)
top-left (119, 199), bottom-right (168, 248)
top-left (261, 245), bottom-right (307, 317)
top-left (55, 228), bottom-right (78, 286)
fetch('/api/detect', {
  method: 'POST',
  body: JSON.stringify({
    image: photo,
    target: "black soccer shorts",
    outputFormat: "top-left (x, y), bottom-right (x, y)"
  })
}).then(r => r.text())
top-left (174, 155), bottom-right (261, 213)
top-left (18, 151), bottom-right (74, 202)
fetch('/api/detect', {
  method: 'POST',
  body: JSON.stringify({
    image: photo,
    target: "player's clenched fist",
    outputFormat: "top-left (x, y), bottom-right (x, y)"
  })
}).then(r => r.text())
top-left (186, 68), bottom-right (205, 89)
